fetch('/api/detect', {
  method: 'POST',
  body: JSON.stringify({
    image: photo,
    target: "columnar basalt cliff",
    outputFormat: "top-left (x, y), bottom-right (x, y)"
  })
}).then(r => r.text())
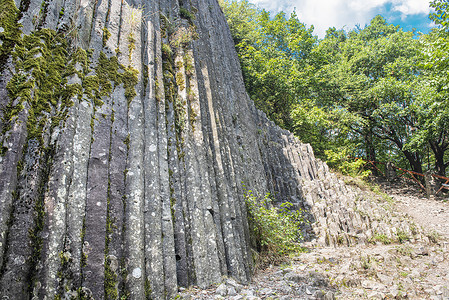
top-left (0, 0), bottom-right (422, 299)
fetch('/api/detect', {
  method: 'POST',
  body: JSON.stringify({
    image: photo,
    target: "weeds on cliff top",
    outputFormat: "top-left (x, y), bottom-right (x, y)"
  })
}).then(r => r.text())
top-left (325, 149), bottom-right (376, 192)
top-left (325, 148), bottom-right (371, 179)
top-left (245, 190), bottom-right (307, 266)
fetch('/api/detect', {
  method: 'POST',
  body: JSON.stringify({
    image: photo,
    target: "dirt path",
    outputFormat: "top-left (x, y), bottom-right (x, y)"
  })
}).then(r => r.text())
top-left (379, 179), bottom-right (449, 240)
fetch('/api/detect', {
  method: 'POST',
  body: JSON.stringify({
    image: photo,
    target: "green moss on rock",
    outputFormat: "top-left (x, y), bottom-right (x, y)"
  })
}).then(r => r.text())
top-left (102, 27), bottom-right (111, 47)
top-left (2, 29), bottom-right (80, 146)
top-left (127, 33), bottom-right (136, 60)
top-left (0, 2), bottom-right (140, 157)
top-left (123, 66), bottom-right (139, 106)
top-left (0, 0), bottom-right (21, 72)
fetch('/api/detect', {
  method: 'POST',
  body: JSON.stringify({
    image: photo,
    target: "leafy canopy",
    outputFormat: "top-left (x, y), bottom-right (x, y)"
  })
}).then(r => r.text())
top-left (221, 1), bottom-right (449, 176)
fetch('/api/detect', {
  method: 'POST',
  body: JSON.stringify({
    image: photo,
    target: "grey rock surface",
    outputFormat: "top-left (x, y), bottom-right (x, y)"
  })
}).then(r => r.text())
top-left (0, 0), bottom-right (427, 298)
top-left (178, 239), bottom-right (449, 299)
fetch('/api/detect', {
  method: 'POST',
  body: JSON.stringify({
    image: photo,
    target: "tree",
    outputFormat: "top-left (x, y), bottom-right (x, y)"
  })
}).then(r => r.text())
top-left (404, 1), bottom-right (449, 176)
top-left (221, 0), bottom-right (316, 130)
top-left (310, 16), bottom-right (427, 174)
top-left (430, 0), bottom-right (449, 30)
top-left (222, 2), bottom-right (449, 177)
top-left (219, 0), bottom-right (259, 46)
top-left (406, 29), bottom-right (449, 176)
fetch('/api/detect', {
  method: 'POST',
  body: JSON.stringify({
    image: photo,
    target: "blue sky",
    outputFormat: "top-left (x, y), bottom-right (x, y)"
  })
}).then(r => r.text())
top-left (247, 0), bottom-right (435, 38)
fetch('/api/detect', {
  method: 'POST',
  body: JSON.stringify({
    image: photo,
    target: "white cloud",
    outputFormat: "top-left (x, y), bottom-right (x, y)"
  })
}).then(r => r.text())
top-left (247, 0), bottom-right (432, 38)
top-left (392, 0), bottom-right (431, 15)
top-left (248, 0), bottom-right (292, 14)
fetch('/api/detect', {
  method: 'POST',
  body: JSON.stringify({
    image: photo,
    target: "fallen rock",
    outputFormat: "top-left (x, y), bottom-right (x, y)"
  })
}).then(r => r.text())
top-left (227, 286), bottom-right (237, 297)
top-left (284, 272), bottom-right (307, 283)
top-left (216, 283), bottom-right (227, 297)
top-left (259, 287), bottom-right (274, 295)
top-left (376, 273), bottom-right (393, 285)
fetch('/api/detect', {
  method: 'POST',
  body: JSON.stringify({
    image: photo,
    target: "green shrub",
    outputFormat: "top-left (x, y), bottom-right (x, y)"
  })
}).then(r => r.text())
top-left (179, 7), bottom-right (195, 22)
top-left (426, 230), bottom-right (440, 244)
top-left (369, 233), bottom-right (392, 244)
top-left (325, 147), bottom-right (371, 179)
top-left (396, 230), bottom-right (410, 243)
top-left (161, 43), bottom-right (172, 59)
top-left (245, 190), bottom-right (306, 263)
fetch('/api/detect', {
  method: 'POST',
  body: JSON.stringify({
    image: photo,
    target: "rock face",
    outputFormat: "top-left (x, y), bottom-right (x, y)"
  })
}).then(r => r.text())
top-left (0, 0), bottom-right (423, 299)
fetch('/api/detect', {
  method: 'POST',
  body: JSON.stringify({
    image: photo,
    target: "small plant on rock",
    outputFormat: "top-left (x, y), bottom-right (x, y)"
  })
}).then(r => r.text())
top-left (426, 230), bottom-right (440, 244)
top-left (395, 245), bottom-right (413, 257)
top-left (245, 190), bottom-right (307, 265)
top-left (179, 7), bottom-right (195, 23)
top-left (360, 255), bottom-right (371, 270)
top-left (369, 233), bottom-right (392, 245)
top-left (396, 230), bottom-right (410, 243)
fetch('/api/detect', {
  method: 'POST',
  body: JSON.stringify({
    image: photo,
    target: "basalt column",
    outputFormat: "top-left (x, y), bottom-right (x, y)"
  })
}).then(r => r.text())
top-left (0, 0), bottom-right (256, 298)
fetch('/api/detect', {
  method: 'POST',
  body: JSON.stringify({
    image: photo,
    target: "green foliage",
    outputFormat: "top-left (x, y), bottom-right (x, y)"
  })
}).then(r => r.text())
top-left (408, 28), bottom-right (449, 175)
top-left (369, 234), bottom-right (392, 245)
top-left (396, 230), bottom-right (410, 244)
top-left (84, 51), bottom-right (139, 107)
top-left (0, 0), bottom-right (21, 72)
top-left (83, 51), bottom-right (137, 107)
top-left (102, 27), bottom-right (111, 47)
top-left (0, 19), bottom-right (139, 158)
top-left (220, 0), bottom-right (259, 45)
top-left (1, 29), bottom-right (83, 148)
top-left (221, 0), bottom-right (316, 130)
top-left (161, 43), bottom-right (172, 58)
top-left (123, 66), bottom-right (139, 106)
top-left (426, 230), bottom-right (440, 244)
top-left (127, 33), bottom-right (136, 60)
top-left (290, 100), bottom-right (332, 158)
top-left (360, 255), bottom-right (372, 270)
top-left (59, 7), bottom-right (64, 18)
top-left (104, 256), bottom-right (118, 299)
top-left (325, 148), bottom-right (371, 179)
top-left (395, 244), bottom-right (413, 257)
top-left (144, 278), bottom-right (152, 299)
top-left (127, 5), bottom-right (142, 29)
top-left (170, 26), bottom-right (198, 48)
top-left (223, 3), bottom-right (449, 177)
top-left (430, 0), bottom-right (449, 30)
top-left (245, 190), bottom-right (306, 263)
top-left (179, 7), bottom-right (195, 23)
top-left (316, 19), bottom-right (425, 173)
top-left (399, 271), bottom-right (409, 278)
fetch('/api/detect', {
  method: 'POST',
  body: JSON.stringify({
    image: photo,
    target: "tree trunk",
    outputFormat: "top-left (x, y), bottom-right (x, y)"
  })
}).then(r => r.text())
top-left (364, 125), bottom-right (377, 174)
top-left (430, 142), bottom-right (447, 176)
top-left (403, 150), bottom-right (423, 176)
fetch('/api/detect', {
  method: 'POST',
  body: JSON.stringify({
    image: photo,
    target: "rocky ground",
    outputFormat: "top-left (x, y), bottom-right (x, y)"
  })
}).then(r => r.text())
top-left (177, 178), bottom-right (449, 299)
top-left (379, 179), bottom-right (449, 241)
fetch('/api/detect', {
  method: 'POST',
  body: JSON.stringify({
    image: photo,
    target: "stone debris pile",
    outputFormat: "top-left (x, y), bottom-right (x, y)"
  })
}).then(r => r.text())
top-left (180, 241), bottom-right (449, 299)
